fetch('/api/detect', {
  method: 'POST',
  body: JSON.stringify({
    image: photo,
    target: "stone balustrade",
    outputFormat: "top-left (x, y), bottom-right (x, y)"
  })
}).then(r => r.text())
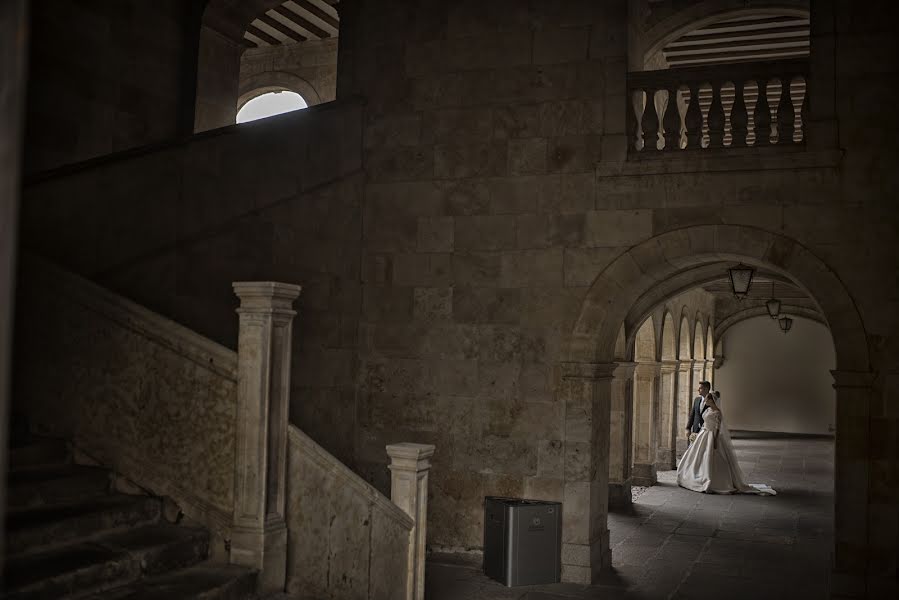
top-left (627, 59), bottom-right (809, 153)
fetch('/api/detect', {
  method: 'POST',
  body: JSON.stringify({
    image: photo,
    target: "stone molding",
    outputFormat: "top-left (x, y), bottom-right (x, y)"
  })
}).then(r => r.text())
top-left (559, 362), bottom-right (618, 381)
top-left (830, 370), bottom-right (876, 389)
top-left (597, 148), bottom-right (843, 177)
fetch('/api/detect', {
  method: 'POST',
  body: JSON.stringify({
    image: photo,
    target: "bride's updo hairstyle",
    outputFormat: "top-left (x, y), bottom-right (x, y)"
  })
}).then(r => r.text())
top-left (714, 391), bottom-right (721, 400)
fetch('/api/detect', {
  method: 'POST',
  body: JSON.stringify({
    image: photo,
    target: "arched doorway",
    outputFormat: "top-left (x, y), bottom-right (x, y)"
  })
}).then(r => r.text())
top-left (562, 225), bottom-right (870, 590)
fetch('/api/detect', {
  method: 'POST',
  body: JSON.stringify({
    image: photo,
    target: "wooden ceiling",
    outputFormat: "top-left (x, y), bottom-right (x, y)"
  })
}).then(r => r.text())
top-left (243, 0), bottom-right (339, 47)
top-left (662, 13), bottom-right (810, 68)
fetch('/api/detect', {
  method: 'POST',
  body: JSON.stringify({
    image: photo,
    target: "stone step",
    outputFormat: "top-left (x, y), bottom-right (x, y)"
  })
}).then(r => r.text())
top-left (2, 524), bottom-right (210, 599)
top-left (7, 464), bottom-right (112, 509)
top-left (6, 495), bottom-right (162, 557)
top-left (9, 438), bottom-right (70, 470)
top-left (81, 563), bottom-right (257, 599)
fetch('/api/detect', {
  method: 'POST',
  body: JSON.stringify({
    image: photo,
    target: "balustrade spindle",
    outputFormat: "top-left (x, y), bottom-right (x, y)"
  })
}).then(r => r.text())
top-left (754, 78), bottom-right (771, 146)
top-left (663, 86), bottom-right (681, 151)
top-left (707, 82), bottom-right (726, 148)
top-left (777, 76), bottom-right (795, 144)
top-left (800, 80), bottom-right (809, 142)
top-left (684, 83), bottom-right (703, 150)
top-left (730, 80), bottom-right (748, 147)
top-left (641, 88), bottom-right (660, 151)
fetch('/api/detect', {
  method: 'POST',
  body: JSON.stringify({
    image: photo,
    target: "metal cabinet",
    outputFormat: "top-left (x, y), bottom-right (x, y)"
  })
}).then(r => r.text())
top-left (483, 496), bottom-right (562, 587)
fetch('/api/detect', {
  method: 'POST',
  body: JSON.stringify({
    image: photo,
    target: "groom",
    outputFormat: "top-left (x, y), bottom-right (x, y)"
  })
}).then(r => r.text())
top-left (686, 381), bottom-right (712, 443)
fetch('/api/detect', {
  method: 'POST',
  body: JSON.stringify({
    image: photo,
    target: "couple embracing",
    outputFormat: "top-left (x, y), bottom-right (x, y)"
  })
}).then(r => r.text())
top-left (677, 381), bottom-right (776, 495)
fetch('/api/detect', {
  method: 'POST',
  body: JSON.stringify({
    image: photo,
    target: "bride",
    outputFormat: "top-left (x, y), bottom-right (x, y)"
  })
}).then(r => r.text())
top-left (677, 391), bottom-right (776, 495)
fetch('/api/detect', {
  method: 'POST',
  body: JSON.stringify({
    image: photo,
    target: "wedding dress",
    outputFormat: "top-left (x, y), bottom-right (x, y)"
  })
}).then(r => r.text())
top-left (676, 407), bottom-right (776, 495)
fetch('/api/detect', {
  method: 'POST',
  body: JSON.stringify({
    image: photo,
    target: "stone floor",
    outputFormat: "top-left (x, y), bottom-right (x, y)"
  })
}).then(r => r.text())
top-left (425, 434), bottom-right (834, 600)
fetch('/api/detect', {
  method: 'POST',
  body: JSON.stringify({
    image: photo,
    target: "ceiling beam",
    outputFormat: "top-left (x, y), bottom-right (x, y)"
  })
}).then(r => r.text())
top-left (245, 26), bottom-right (278, 46)
top-left (256, 13), bottom-right (306, 43)
top-left (669, 24), bottom-right (809, 47)
top-left (687, 16), bottom-right (809, 35)
top-left (293, 0), bottom-right (340, 30)
top-left (667, 48), bottom-right (809, 67)
top-left (666, 35), bottom-right (809, 56)
top-left (283, 0), bottom-right (335, 38)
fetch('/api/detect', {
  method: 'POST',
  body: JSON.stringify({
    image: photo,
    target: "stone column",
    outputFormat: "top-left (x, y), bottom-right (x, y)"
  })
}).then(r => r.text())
top-left (830, 370), bottom-right (874, 599)
top-left (608, 362), bottom-right (636, 509)
top-left (387, 443), bottom-right (436, 600)
top-left (675, 360), bottom-right (694, 456)
top-left (230, 282), bottom-right (302, 595)
top-left (558, 362), bottom-right (616, 584)
top-left (631, 362), bottom-right (660, 486)
top-left (656, 361), bottom-right (678, 471)
top-left (0, 0), bottom-right (27, 563)
top-left (705, 359), bottom-right (715, 389)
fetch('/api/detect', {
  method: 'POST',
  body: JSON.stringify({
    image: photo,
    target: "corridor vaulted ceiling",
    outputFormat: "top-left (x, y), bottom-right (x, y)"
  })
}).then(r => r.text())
top-left (243, 0), bottom-right (339, 47)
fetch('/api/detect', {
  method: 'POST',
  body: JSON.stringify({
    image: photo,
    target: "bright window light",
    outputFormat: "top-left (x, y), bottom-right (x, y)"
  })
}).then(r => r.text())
top-left (236, 91), bottom-right (307, 123)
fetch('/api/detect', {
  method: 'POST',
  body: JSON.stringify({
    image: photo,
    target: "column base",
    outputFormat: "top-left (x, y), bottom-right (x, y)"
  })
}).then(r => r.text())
top-left (560, 531), bottom-right (611, 584)
top-left (631, 462), bottom-right (657, 487)
top-left (230, 517), bottom-right (287, 594)
top-left (654, 451), bottom-right (676, 472)
top-left (608, 481), bottom-right (632, 509)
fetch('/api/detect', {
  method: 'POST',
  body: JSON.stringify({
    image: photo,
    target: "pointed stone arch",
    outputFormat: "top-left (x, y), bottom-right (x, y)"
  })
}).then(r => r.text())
top-left (563, 224), bottom-right (869, 584)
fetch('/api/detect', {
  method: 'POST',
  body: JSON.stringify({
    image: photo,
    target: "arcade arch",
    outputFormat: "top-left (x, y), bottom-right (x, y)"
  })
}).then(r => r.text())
top-left (561, 224), bottom-right (868, 586)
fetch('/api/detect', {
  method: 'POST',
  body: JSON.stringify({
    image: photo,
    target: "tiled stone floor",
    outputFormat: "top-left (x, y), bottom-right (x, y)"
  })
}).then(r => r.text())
top-left (425, 435), bottom-right (834, 600)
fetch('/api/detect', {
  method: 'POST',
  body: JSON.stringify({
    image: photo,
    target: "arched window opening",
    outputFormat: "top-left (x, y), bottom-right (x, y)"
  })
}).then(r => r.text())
top-left (236, 90), bottom-right (308, 124)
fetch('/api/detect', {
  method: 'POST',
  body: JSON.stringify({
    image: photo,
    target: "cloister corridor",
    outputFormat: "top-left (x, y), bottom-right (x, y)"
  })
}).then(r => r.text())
top-left (426, 435), bottom-right (833, 600)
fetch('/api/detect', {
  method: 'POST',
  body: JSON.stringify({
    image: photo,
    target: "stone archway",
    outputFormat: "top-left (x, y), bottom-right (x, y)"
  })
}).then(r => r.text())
top-left (562, 224), bottom-right (870, 586)
top-left (238, 72), bottom-right (324, 110)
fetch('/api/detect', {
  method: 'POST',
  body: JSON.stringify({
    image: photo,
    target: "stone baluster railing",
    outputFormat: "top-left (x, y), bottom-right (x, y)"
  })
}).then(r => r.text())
top-left (627, 59), bottom-right (809, 153)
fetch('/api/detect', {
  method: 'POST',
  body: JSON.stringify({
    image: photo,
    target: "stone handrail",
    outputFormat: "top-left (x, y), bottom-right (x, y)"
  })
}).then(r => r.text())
top-left (627, 59), bottom-right (809, 153)
top-left (15, 254), bottom-right (240, 533)
top-left (16, 254), bottom-right (434, 598)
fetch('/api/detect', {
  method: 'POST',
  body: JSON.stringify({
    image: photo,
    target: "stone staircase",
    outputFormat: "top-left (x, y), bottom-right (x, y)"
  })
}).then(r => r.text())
top-left (3, 435), bottom-right (258, 599)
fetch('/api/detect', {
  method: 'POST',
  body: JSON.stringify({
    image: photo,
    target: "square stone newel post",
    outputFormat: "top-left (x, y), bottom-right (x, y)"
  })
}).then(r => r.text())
top-left (231, 282), bottom-right (302, 594)
top-left (387, 443), bottom-right (436, 600)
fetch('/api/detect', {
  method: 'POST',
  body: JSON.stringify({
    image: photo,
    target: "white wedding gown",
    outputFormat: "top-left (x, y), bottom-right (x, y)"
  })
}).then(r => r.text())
top-left (677, 408), bottom-right (776, 495)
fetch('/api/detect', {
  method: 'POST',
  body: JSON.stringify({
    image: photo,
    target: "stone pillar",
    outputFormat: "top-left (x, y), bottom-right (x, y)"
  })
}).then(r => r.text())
top-left (656, 361), bottom-right (678, 471)
top-left (0, 0), bottom-right (27, 563)
top-left (558, 362), bottom-right (615, 584)
top-left (230, 282), bottom-right (302, 595)
top-left (387, 443), bottom-right (436, 600)
top-left (631, 362), bottom-right (660, 486)
top-left (830, 370), bottom-right (874, 599)
top-left (705, 359), bottom-right (715, 389)
top-left (675, 360), bottom-right (694, 456)
top-left (608, 362), bottom-right (635, 509)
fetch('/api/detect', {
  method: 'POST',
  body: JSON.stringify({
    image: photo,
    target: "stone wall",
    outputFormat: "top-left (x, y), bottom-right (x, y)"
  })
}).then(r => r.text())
top-left (24, 0), bottom-right (204, 174)
top-left (338, 0), bottom-right (897, 585)
top-left (717, 316), bottom-right (836, 435)
top-left (239, 38), bottom-right (339, 107)
top-left (21, 100), bottom-right (365, 465)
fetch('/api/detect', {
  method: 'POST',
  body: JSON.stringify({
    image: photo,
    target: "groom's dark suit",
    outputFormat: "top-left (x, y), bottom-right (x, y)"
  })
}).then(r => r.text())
top-left (686, 395), bottom-right (708, 434)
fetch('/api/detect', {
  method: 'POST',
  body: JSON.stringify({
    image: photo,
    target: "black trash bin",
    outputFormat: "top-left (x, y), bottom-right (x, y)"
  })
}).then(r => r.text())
top-left (483, 496), bottom-right (562, 586)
